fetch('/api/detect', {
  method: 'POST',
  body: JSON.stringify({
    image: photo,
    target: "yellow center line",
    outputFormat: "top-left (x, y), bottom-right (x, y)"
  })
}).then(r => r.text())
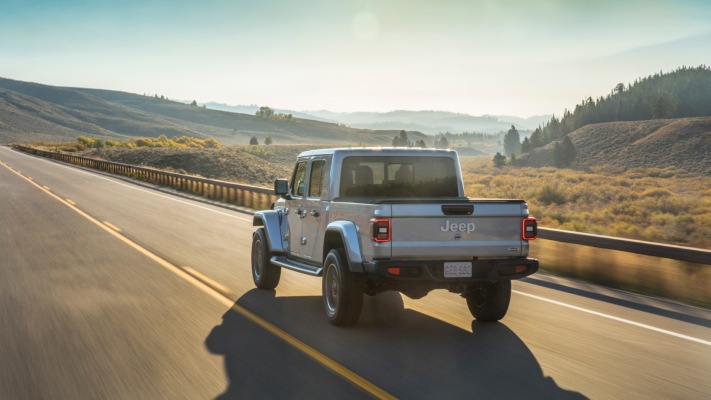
top-left (0, 161), bottom-right (396, 400)
top-left (65, 198), bottom-right (77, 206)
top-left (182, 267), bottom-right (234, 297)
top-left (43, 185), bottom-right (51, 191)
top-left (103, 221), bottom-right (122, 233)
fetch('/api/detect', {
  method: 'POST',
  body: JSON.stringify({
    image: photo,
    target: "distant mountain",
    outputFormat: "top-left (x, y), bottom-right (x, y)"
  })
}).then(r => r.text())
top-left (302, 110), bottom-right (550, 135)
top-left (199, 104), bottom-right (548, 134)
top-left (0, 77), bottom-right (424, 146)
top-left (518, 117), bottom-right (711, 175)
top-left (491, 115), bottom-right (552, 130)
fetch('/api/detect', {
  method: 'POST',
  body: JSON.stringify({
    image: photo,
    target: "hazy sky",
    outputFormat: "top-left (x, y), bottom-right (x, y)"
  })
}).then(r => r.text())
top-left (2, 0), bottom-right (710, 117)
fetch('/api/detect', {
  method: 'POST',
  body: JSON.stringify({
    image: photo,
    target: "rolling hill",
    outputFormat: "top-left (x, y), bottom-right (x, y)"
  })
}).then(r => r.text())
top-left (518, 116), bottom-right (711, 175)
top-left (303, 109), bottom-right (550, 135)
top-left (0, 77), bottom-right (425, 146)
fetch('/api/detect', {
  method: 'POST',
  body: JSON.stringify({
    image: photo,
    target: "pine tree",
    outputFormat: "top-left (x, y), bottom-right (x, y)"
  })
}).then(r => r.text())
top-left (392, 130), bottom-right (412, 147)
top-left (521, 137), bottom-right (532, 153)
top-left (493, 152), bottom-right (506, 168)
top-left (503, 125), bottom-right (520, 157)
top-left (553, 142), bottom-right (564, 167)
top-left (530, 128), bottom-right (544, 149)
top-left (561, 136), bottom-right (576, 166)
top-left (552, 138), bottom-right (576, 168)
top-left (434, 136), bottom-right (449, 149)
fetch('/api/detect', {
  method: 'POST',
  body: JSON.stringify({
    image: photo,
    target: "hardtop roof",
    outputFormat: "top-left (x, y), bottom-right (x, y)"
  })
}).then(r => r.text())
top-left (296, 147), bottom-right (458, 159)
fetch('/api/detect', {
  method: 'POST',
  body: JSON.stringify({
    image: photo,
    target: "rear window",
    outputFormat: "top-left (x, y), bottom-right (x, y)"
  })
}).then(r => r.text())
top-left (339, 156), bottom-right (459, 198)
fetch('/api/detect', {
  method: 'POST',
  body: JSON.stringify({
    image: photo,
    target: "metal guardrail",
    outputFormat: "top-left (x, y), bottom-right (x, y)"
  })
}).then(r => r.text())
top-left (11, 145), bottom-right (278, 211)
top-left (538, 228), bottom-right (711, 265)
top-left (11, 144), bottom-right (711, 265)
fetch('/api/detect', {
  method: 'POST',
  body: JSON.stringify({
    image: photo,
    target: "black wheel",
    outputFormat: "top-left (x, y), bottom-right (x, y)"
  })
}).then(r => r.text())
top-left (251, 228), bottom-right (281, 289)
top-left (466, 280), bottom-right (511, 321)
top-left (322, 248), bottom-right (364, 326)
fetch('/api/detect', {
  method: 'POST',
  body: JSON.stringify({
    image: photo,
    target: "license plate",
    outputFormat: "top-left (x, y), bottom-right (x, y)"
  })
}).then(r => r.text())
top-left (444, 262), bottom-right (472, 278)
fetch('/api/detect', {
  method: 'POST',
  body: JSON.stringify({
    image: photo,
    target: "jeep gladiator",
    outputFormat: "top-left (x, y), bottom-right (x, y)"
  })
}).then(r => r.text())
top-left (252, 148), bottom-right (538, 326)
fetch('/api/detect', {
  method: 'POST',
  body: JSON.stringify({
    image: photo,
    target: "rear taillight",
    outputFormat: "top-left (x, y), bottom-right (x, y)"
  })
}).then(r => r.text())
top-left (522, 217), bottom-right (537, 240)
top-left (371, 218), bottom-right (391, 242)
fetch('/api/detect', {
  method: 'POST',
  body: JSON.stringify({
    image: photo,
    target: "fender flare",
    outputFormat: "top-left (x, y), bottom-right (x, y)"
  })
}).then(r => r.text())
top-left (253, 210), bottom-right (286, 255)
top-left (325, 220), bottom-right (364, 273)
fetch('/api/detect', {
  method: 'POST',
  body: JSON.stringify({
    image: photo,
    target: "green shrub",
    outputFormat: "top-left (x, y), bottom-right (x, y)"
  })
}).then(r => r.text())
top-left (537, 184), bottom-right (566, 205)
top-left (642, 188), bottom-right (673, 198)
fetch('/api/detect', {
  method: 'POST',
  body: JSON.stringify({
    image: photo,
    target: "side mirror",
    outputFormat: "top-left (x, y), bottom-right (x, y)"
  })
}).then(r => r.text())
top-left (274, 179), bottom-right (289, 196)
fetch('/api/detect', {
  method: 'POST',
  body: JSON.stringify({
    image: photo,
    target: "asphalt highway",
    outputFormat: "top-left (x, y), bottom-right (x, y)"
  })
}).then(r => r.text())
top-left (1, 146), bottom-right (710, 399)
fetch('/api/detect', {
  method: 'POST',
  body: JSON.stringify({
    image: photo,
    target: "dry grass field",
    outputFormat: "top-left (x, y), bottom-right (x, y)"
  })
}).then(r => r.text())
top-left (460, 156), bottom-right (711, 249)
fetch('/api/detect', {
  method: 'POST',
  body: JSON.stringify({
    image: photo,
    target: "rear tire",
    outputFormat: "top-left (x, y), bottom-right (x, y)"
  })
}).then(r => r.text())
top-left (466, 280), bottom-right (511, 321)
top-left (322, 248), bottom-right (364, 326)
top-left (251, 228), bottom-right (281, 289)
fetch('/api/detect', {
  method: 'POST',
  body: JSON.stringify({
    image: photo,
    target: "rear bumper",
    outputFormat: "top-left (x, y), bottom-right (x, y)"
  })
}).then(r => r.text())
top-left (362, 258), bottom-right (539, 283)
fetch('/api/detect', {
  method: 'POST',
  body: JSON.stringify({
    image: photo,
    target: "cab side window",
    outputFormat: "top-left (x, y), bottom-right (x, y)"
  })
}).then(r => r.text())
top-left (291, 161), bottom-right (307, 197)
top-left (308, 160), bottom-right (326, 198)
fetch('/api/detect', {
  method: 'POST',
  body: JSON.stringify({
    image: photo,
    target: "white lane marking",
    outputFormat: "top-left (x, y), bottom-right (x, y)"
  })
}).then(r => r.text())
top-left (514, 290), bottom-right (711, 347)
top-left (10, 149), bottom-right (253, 222)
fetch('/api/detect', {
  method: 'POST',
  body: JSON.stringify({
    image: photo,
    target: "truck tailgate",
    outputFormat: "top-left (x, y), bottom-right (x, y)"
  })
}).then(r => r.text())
top-left (389, 201), bottom-right (527, 259)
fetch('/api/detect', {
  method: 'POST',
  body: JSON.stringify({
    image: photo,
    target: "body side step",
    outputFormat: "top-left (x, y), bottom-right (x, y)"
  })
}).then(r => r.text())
top-left (271, 256), bottom-right (323, 276)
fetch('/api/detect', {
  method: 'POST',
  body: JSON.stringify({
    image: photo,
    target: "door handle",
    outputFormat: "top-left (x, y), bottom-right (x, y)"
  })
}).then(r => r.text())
top-left (310, 210), bottom-right (320, 217)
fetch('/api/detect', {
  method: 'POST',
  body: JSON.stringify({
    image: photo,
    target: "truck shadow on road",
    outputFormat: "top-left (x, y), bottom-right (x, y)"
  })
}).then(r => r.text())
top-left (206, 289), bottom-right (588, 399)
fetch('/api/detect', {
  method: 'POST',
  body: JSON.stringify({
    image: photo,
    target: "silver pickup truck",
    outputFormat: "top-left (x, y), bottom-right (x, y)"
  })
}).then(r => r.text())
top-left (252, 148), bottom-right (538, 326)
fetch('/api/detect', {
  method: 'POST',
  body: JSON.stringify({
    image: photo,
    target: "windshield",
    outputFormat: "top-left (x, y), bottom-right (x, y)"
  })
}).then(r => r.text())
top-left (339, 156), bottom-right (459, 198)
